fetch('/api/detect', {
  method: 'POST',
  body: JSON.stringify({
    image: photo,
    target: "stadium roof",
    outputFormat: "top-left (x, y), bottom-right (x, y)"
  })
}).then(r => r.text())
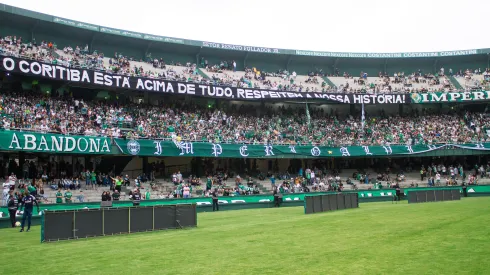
top-left (1, 3), bottom-right (489, 59)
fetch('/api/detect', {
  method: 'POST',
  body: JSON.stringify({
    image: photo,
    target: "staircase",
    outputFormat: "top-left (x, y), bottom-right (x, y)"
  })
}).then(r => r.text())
top-left (254, 181), bottom-right (269, 193)
top-left (197, 68), bottom-right (211, 80)
top-left (448, 76), bottom-right (464, 90)
top-left (322, 76), bottom-right (337, 89)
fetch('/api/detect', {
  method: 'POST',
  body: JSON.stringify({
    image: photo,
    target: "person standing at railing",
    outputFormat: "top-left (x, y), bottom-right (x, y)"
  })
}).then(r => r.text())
top-left (7, 190), bottom-right (18, 227)
top-left (132, 189), bottom-right (141, 206)
top-left (91, 171), bottom-right (97, 189)
top-left (212, 189), bottom-right (219, 211)
top-left (55, 188), bottom-right (63, 204)
top-left (112, 190), bottom-right (120, 201)
top-left (273, 187), bottom-right (281, 207)
top-left (206, 176), bottom-right (212, 191)
top-left (64, 190), bottom-right (72, 203)
top-left (183, 184), bottom-right (190, 198)
top-left (84, 170), bottom-right (91, 187)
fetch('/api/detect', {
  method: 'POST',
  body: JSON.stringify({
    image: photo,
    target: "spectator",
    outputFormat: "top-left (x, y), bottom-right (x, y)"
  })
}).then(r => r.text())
top-left (112, 190), bottom-right (120, 201)
top-left (64, 189), bottom-right (72, 203)
top-left (55, 188), bottom-right (63, 204)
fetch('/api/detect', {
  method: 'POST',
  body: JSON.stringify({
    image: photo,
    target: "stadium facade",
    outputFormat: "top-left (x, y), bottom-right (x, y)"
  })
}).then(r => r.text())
top-left (0, 3), bottom-right (490, 176)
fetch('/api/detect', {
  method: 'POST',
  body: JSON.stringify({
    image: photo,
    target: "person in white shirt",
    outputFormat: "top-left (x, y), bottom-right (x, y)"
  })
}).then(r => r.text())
top-left (319, 181), bottom-right (325, 190)
top-left (435, 173), bottom-right (441, 186)
top-left (7, 173), bottom-right (17, 186)
top-left (2, 185), bottom-right (9, 206)
top-left (40, 123), bottom-right (49, 132)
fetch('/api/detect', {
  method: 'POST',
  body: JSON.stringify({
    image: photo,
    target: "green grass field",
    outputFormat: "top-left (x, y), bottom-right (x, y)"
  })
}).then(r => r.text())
top-left (1, 198), bottom-right (489, 275)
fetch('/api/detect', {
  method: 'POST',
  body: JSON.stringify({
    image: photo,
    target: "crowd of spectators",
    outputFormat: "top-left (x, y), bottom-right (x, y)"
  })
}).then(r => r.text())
top-left (336, 69), bottom-right (456, 93)
top-left (5, 35), bottom-right (490, 95)
top-left (1, 88), bottom-right (490, 145)
top-left (453, 68), bottom-right (490, 90)
top-left (4, 154), bottom-right (489, 207)
top-left (204, 62), bottom-right (332, 93)
top-left (0, 35), bottom-right (204, 83)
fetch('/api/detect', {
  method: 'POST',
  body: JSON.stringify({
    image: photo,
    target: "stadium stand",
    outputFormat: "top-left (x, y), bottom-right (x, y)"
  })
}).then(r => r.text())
top-left (5, 35), bottom-right (488, 94)
top-left (1, 5), bottom-right (490, 207)
top-left (1, 89), bottom-right (490, 145)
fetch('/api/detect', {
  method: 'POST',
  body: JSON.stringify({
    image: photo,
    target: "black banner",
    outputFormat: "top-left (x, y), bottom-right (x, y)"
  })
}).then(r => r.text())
top-left (304, 193), bottom-right (359, 214)
top-left (305, 196), bottom-right (314, 214)
top-left (104, 208), bottom-right (129, 235)
top-left (434, 190), bottom-right (443, 201)
top-left (154, 205), bottom-right (177, 229)
top-left (312, 195), bottom-right (323, 213)
top-left (130, 207), bottom-right (154, 232)
top-left (0, 56), bottom-right (409, 104)
top-left (451, 189), bottom-right (461, 200)
top-left (43, 211), bottom-right (74, 241)
top-left (427, 190), bottom-right (436, 202)
top-left (336, 194), bottom-right (345, 210)
top-left (74, 209), bottom-right (103, 238)
top-left (443, 190), bottom-right (453, 201)
top-left (328, 194), bottom-right (338, 211)
top-left (408, 189), bottom-right (461, 203)
top-left (176, 204), bottom-right (197, 228)
top-left (41, 205), bottom-right (197, 242)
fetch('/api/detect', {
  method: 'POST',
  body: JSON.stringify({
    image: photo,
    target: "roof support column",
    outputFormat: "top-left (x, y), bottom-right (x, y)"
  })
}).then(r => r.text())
top-left (145, 41), bottom-right (153, 61)
top-left (89, 33), bottom-right (97, 54)
top-left (243, 52), bottom-right (249, 69)
top-left (196, 47), bottom-right (202, 67)
top-left (30, 20), bottom-right (40, 41)
top-left (333, 58), bottom-right (339, 76)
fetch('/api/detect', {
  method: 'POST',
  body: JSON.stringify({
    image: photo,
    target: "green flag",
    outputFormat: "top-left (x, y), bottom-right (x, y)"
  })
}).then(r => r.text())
top-left (306, 103), bottom-right (311, 129)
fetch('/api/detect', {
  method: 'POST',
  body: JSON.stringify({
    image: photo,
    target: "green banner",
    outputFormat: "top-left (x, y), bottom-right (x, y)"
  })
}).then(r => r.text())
top-left (295, 49), bottom-right (483, 58)
top-left (2, 131), bottom-right (490, 157)
top-left (0, 131), bottom-right (112, 154)
top-left (99, 27), bottom-right (143, 39)
top-left (144, 34), bottom-right (184, 44)
top-left (411, 91), bottom-right (490, 103)
top-left (53, 17), bottom-right (99, 32)
top-left (115, 139), bottom-right (490, 158)
top-left (200, 41), bottom-right (287, 54)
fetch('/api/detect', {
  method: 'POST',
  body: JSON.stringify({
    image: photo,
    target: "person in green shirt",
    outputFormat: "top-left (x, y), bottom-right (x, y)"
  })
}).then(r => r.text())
top-left (56, 189), bottom-right (63, 204)
top-left (206, 176), bottom-right (212, 191)
top-left (111, 176), bottom-right (123, 192)
top-left (27, 185), bottom-right (36, 196)
top-left (91, 171), bottom-right (97, 188)
top-left (64, 190), bottom-right (73, 203)
top-left (145, 190), bottom-right (151, 200)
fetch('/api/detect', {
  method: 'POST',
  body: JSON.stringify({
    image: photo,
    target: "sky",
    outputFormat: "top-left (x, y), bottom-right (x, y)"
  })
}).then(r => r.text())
top-left (2, 0), bottom-right (489, 53)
